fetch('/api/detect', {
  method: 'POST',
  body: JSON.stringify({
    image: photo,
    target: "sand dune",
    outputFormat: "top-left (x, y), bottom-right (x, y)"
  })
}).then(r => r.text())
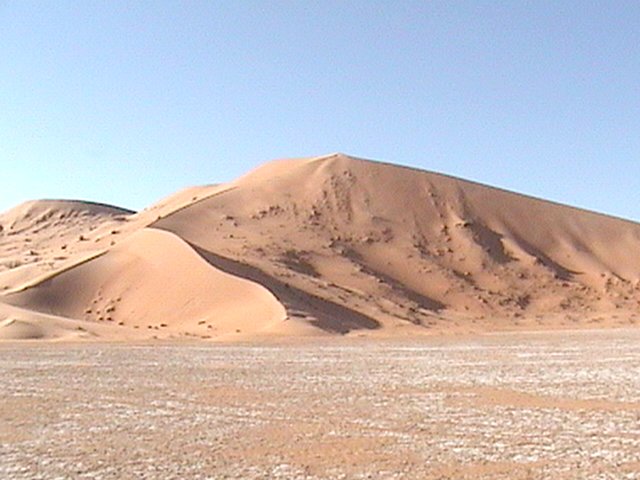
top-left (4, 228), bottom-right (286, 339)
top-left (0, 199), bottom-right (132, 232)
top-left (0, 199), bottom-right (134, 292)
top-left (0, 187), bottom-right (230, 293)
top-left (2, 153), bottom-right (640, 340)
top-left (153, 153), bottom-right (640, 333)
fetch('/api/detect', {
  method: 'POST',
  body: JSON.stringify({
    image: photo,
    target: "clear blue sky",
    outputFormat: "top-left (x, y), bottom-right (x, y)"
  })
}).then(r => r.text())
top-left (1, 1), bottom-right (639, 220)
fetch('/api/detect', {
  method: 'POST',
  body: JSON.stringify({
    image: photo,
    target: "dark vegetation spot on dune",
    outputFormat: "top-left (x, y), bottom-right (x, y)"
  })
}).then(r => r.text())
top-left (278, 249), bottom-right (320, 278)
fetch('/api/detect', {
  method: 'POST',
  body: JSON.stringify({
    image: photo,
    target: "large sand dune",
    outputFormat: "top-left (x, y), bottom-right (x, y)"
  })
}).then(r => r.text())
top-left (2, 153), bottom-right (640, 340)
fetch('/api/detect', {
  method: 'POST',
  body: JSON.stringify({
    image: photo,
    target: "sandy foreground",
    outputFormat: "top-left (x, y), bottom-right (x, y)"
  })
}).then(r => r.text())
top-left (2, 329), bottom-right (640, 480)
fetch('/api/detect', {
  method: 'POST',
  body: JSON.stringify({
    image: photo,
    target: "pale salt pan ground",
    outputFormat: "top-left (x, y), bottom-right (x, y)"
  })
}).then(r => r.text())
top-left (1, 329), bottom-right (640, 479)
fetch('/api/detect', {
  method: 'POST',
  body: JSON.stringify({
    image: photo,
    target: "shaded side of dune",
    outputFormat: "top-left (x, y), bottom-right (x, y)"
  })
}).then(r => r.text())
top-left (187, 242), bottom-right (380, 333)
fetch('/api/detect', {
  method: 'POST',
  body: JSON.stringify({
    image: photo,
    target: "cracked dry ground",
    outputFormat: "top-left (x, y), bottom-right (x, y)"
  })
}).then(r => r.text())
top-left (2, 330), bottom-right (640, 479)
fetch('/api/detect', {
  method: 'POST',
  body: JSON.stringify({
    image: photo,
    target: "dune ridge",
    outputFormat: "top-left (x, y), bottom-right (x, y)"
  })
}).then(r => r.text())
top-left (2, 153), bottom-right (640, 340)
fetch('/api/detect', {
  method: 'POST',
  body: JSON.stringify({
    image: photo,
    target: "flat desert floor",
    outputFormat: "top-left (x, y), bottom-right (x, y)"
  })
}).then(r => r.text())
top-left (2, 330), bottom-right (640, 479)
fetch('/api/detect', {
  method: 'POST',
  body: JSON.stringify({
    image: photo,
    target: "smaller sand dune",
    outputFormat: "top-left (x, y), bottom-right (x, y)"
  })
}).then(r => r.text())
top-left (0, 200), bottom-right (136, 292)
top-left (5, 228), bottom-right (287, 339)
top-left (0, 199), bottom-right (133, 234)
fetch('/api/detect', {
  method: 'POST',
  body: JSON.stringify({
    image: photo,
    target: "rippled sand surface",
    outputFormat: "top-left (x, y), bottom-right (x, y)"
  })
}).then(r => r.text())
top-left (2, 330), bottom-right (640, 479)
